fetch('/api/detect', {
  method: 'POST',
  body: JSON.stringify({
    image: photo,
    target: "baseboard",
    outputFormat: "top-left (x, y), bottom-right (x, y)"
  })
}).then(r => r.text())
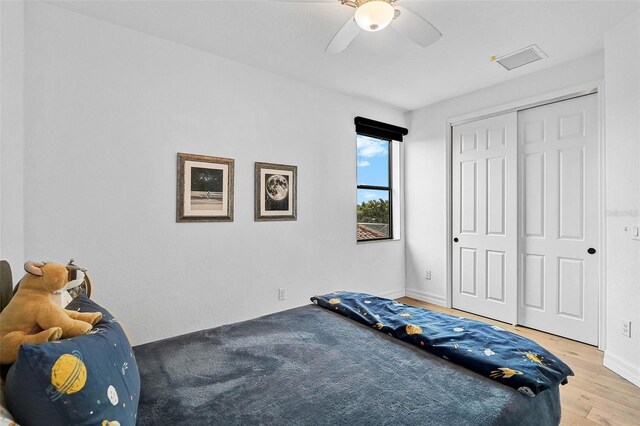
top-left (404, 288), bottom-right (446, 307)
top-left (603, 351), bottom-right (640, 387)
top-left (378, 288), bottom-right (406, 300)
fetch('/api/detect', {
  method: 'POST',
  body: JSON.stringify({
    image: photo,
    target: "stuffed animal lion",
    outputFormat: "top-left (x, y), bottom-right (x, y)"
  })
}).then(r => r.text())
top-left (0, 261), bottom-right (102, 364)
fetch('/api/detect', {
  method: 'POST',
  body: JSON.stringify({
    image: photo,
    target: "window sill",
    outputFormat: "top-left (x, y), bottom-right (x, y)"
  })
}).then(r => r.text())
top-left (357, 237), bottom-right (401, 245)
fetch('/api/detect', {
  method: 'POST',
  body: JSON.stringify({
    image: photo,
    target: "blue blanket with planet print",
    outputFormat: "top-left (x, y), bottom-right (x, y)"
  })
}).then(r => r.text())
top-left (311, 292), bottom-right (573, 397)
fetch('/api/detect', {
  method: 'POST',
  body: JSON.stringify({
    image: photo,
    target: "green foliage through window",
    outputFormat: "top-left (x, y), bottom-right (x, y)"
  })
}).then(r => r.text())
top-left (357, 199), bottom-right (389, 224)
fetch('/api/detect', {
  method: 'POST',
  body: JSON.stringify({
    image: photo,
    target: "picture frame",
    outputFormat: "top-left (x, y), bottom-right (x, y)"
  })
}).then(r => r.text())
top-left (177, 152), bottom-right (234, 222)
top-left (254, 162), bottom-right (297, 221)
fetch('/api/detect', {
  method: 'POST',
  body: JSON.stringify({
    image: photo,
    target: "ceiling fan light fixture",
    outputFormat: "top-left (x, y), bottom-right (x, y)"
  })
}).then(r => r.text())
top-left (354, 1), bottom-right (395, 32)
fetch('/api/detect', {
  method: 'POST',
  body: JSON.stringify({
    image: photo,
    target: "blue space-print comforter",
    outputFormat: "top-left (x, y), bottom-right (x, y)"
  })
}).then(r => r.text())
top-left (311, 292), bottom-right (573, 397)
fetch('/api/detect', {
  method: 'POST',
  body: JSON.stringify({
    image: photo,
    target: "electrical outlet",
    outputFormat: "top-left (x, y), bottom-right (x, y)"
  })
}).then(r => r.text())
top-left (278, 288), bottom-right (286, 301)
top-left (621, 319), bottom-right (631, 338)
top-left (425, 270), bottom-right (431, 280)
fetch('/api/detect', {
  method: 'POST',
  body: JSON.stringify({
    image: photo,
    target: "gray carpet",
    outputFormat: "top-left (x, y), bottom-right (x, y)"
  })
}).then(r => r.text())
top-left (134, 305), bottom-right (560, 425)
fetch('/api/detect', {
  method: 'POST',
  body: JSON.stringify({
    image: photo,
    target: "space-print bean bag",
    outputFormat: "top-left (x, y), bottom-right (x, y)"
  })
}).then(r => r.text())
top-left (5, 295), bottom-right (139, 426)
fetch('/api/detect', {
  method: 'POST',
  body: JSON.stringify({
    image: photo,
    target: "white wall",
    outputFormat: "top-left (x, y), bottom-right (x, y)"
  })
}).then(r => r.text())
top-left (0, 0), bottom-right (25, 279)
top-left (19, 2), bottom-right (406, 344)
top-left (404, 52), bottom-right (604, 304)
top-left (603, 10), bottom-right (640, 387)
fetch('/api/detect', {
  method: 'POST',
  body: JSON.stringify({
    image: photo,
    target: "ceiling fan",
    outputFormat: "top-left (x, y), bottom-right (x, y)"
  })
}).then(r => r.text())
top-left (284, 0), bottom-right (442, 53)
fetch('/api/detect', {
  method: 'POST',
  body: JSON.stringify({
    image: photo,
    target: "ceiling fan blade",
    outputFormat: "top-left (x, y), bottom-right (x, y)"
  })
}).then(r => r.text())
top-left (269, 0), bottom-right (336, 2)
top-left (391, 6), bottom-right (441, 48)
top-left (325, 17), bottom-right (360, 54)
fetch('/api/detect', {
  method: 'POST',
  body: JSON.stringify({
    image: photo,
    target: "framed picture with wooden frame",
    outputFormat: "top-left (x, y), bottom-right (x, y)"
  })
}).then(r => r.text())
top-left (254, 162), bottom-right (297, 221)
top-left (177, 152), bottom-right (234, 222)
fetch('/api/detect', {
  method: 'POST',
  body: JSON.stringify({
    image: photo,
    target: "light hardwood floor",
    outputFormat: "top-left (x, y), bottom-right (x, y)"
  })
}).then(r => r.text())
top-left (399, 297), bottom-right (640, 426)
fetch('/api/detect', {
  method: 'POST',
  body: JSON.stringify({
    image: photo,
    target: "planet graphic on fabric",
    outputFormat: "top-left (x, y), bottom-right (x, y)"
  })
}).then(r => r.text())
top-left (266, 175), bottom-right (289, 200)
top-left (49, 351), bottom-right (87, 400)
top-left (405, 324), bottom-right (423, 335)
top-left (107, 385), bottom-right (119, 405)
top-left (518, 387), bottom-right (535, 397)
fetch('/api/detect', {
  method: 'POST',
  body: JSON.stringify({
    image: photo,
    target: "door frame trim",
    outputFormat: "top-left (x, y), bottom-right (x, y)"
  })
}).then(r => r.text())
top-left (445, 80), bottom-right (606, 349)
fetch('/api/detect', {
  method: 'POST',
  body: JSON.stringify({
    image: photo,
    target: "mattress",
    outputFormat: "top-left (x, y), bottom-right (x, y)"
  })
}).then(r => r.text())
top-left (134, 304), bottom-right (561, 425)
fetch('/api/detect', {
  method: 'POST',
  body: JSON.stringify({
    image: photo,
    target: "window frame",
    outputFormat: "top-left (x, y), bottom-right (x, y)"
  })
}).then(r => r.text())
top-left (356, 136), bottom-right (393, 242)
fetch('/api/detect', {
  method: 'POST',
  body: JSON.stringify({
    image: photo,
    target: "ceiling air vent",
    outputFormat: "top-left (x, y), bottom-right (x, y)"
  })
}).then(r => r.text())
top-left (493, 45), bottom-right (547, 71)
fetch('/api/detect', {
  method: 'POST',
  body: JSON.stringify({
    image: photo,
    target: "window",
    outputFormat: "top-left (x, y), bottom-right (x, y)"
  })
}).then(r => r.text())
top-left (354, 116), bottom-right (407, 242)
top-left (357, 135), bottom-right (392, 241)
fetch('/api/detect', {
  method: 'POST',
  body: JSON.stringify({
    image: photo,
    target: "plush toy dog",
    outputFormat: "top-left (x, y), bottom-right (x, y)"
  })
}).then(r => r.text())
top-left (0, 261), bottom-right (102, 364)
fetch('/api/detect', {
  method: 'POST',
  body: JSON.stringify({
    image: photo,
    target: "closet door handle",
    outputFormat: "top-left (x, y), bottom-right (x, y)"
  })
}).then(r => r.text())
top-left (453, 237), bottom-right (459, 243)
top-left (587, 248), bottom-right (596, 255)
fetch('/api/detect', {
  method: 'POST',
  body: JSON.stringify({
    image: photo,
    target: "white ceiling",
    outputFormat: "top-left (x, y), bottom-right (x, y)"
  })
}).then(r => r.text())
top-left (51, 0), bottom-right (640, 111)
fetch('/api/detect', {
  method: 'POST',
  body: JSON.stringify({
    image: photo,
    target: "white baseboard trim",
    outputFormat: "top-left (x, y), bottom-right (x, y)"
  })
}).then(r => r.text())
top-left (378, 288), bottom-right (406, 300)
top-left (603, 351), bottom-right (640, 387)
top-left (405, 288), bottom-right (446, 307)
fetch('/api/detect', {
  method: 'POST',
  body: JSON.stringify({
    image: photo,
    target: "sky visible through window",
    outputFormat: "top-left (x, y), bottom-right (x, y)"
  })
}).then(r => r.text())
top-left (357, 135), bottom-right (389, 204)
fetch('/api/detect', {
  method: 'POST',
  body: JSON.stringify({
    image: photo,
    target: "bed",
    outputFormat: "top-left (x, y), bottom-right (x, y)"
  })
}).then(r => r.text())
top-left (0, 261), bottom-right (567, 425)
top-left (133, 300), bottom-right (563, 425)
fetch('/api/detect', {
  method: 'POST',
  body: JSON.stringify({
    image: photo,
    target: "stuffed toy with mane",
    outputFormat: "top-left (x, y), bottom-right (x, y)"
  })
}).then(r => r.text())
top-left (0, 261), bottom-right (102, 364)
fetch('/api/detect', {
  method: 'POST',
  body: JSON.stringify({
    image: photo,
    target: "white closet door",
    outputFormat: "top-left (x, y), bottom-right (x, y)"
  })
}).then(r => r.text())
top-left (518, 94), bottom-right (599, 345)
top-left (452, 112), bottom-right (518, 324)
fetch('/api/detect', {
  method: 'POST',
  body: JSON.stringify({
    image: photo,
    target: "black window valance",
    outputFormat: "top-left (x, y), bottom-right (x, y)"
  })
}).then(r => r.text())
top-left (354, 116), bottom-right (409, 142)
